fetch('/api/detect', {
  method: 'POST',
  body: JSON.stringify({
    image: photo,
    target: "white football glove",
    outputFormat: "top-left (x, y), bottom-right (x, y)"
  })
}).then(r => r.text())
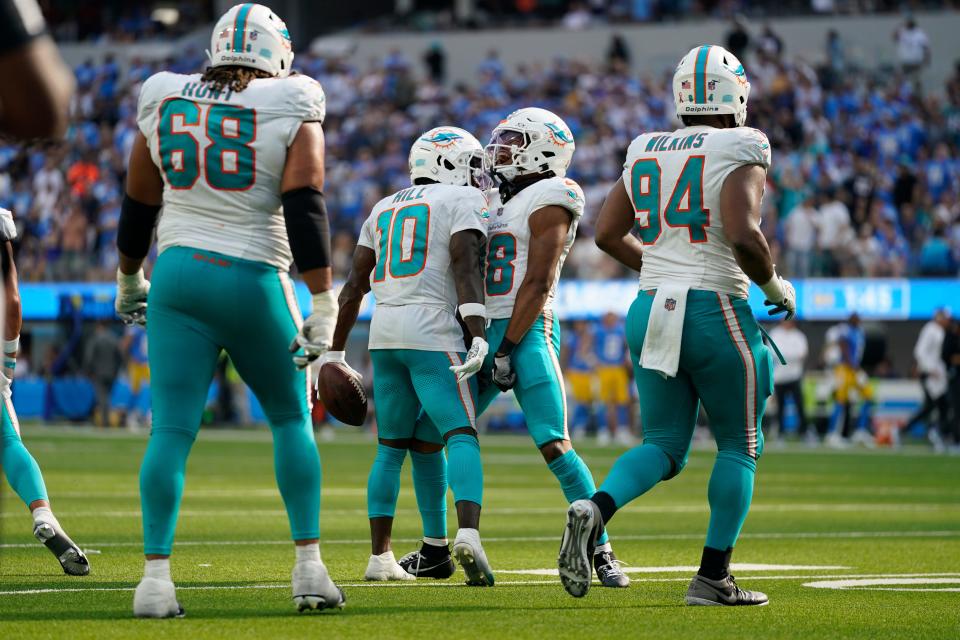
top-left (115, 269), bottom-right (150, 327)
top-left (760, 273), bottom-right (796, 321)
top-left (319, 350), bottom-right (363, 380)
top-left (290, 290), bottom-right (339, 370)
top-left (450, 337), bottom-right (489, 383)
top-left (492, 352), bottom-right (517, 391)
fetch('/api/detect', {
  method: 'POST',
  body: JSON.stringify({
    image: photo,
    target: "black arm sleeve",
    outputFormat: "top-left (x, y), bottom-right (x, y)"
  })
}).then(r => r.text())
top-left (117, 194), bottom-right (161, 260)
top-left (281, 186), bottom-right (331, 272)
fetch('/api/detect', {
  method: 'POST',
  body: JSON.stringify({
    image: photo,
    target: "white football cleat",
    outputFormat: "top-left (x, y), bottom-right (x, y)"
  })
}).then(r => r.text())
top-left (133, 577), bottom-right (184, 618)
top-left (825, 432), bottom-right (849, 450)
top-left (292, 560), bottom-right (345, 612)
top-left (365, 551), bottom-right (415, 581)
top-left (452, 528), bottom-right (494, 586)
top-left (850, 429), bottom-right (876, 449)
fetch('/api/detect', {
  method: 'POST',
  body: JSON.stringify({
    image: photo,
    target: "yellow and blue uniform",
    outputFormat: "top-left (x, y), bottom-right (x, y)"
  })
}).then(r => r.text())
top-left (828, 322), bottom-right (873, 434)
top-left (565, 328), bottom-right (596, 407)
top-left (593, 323), bottom-right (630, 406)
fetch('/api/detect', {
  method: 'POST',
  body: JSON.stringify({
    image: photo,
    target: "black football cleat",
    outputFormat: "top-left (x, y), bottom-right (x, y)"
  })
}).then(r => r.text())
top-left (399, 542), bottom-right (456, 579)
top-left (594, 549), bottom-right (630, 588)
top-left (685, 574), bottom-right (769, 606)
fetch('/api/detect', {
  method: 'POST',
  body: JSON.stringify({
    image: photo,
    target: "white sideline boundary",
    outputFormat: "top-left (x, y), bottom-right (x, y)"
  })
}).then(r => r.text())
top-left (1, 529), bottom-right (959, 549)
top-left (3, 572), bottom-right (960, 597)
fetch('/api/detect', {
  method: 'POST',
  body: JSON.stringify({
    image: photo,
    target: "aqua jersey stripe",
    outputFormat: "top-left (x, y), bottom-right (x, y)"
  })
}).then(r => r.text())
top-left (232, 3), bottom-right (253, 54)
top-left (694, 45), bottom-right (711, 104)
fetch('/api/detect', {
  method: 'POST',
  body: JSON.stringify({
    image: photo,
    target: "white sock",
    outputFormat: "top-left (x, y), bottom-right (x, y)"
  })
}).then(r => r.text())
top-left (144, 558), bottom-right (171, 581)
top-left (595, 542), bottom-right (612, 554)
top-left (32, 506), bottom-right (60, 528)
top-left (423, 536), bottom-right (448, 547)
top-left (295, 543), bottom-right (321, 564)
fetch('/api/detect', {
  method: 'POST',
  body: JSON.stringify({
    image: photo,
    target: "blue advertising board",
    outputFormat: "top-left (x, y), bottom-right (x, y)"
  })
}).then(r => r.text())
top-left (19, 278), bottom-right (957, 323)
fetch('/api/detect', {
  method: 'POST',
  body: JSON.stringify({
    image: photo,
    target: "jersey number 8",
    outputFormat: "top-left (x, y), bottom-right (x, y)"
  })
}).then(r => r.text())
top-left (158, 98), bottom-right (256, 191)
top-left (631, 156), bottom-right (710, 244)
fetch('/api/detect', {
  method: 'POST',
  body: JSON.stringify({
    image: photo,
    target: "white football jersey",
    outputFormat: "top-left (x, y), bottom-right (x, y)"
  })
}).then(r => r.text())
top-left (485, 177), bottom-right (584, 319)
top-left (358, 184), bottom-right (488, 352)
top-left (622, 125), bottom-right (772, 298)
top-left (137, 71), bottom-right (326, 270)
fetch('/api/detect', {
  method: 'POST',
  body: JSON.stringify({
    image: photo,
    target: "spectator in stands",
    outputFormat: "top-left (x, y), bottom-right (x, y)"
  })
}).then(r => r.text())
top-left (903, 308), bottom-right (951, 452)
top-left (784, 192), bottom-right (818, 277)
top-left (725, 15), bottom-right (750, 62)
top-left (758, 23), bottom-right (783, 59)
top-left (83, 321), bottom-right (121, 427)
top-left (423, 42), bottom-right (446, 84)
top-left (768, 319), bottom-right (815, 445)
top-left (893, 17), bottom-right (931, 78)
top-left (918, 224), bottom-right (957, 275)
top-left (816, 188), bottom-right (853, 276)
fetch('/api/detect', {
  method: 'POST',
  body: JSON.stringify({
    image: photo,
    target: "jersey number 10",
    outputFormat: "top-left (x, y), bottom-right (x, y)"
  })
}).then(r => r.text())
top-left (373, 204), bottom-right (430, 282)
top-left (630, 156), bottom-right (710, 244)
top-left (158, 98), bottom-right (256, 191)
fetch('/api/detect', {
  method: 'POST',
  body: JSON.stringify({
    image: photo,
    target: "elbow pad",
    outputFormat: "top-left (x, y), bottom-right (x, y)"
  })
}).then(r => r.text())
top-left (281, 186), bottom-right (331, 272)
top-left (117, 194), bottom-right (161, 260)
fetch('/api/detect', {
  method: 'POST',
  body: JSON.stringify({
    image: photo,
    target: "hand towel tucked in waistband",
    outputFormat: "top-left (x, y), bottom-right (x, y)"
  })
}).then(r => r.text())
top-left (639, 284), bottom-right (690, 379)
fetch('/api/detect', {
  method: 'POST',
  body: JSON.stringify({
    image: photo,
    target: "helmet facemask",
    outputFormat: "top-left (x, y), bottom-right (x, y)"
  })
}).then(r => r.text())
top-left (485, 129), bottom-right (542, 183)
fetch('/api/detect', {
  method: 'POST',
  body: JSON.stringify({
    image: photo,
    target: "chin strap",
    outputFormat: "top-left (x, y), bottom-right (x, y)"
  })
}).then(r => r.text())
top-left (496, 170), bottom-right (556, 204)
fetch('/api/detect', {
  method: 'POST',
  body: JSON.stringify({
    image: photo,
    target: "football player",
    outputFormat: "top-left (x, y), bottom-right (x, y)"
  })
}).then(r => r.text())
top-left (327, 127), bottom-right (493, 586)
top-left (117, 3), bottom-right (343, 616)
top-left (558, 45), bottom-right (795, 606)
top-left (0, 208), bottom-right (89, 576)
top-left (407, 108), bottom-right (629, 587)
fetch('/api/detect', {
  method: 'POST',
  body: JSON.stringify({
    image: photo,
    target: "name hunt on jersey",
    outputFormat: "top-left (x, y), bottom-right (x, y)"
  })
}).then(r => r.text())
top-left (136, 71), bottom-right (326, 270)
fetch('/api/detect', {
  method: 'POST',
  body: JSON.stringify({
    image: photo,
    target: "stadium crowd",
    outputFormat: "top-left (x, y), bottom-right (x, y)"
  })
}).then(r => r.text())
top-left (1, 25), bottom-right (959, 285)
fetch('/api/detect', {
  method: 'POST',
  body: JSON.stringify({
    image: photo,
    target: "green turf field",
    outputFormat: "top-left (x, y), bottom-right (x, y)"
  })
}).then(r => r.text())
top-left (1, 427), bottom-right (959, 639)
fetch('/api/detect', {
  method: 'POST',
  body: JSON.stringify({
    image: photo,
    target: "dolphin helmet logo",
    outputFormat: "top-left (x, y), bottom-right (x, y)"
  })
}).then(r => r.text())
top-left (544, 122), bottom-right (573, 146)
top-left (421, 131), bottom-right (464, 148)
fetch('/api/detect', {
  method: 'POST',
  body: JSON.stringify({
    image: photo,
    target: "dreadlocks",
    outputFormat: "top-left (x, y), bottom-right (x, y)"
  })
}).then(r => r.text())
top-left (199, 65), bottom-right (273, 93)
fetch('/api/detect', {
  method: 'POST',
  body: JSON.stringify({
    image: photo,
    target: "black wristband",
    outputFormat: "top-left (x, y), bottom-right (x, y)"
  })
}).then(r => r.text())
top-left (496, 337), bottom-right (517, 356)
top-left (117, 194), bottom-right (161, 260)
top-left (281, 186), bottom-right (331, 272)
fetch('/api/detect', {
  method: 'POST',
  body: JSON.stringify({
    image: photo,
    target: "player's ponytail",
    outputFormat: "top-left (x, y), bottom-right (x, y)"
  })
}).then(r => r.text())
top-left (199, 65), bottom-right (274, 94)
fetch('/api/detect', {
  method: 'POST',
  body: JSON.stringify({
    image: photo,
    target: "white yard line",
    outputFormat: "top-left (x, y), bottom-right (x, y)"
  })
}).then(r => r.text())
top-left (4, 503), bottom-right (957, 520)
top-left (3, 573), bottom-right (960, 597)
top-left (1, 529), bottom-right (958, 550)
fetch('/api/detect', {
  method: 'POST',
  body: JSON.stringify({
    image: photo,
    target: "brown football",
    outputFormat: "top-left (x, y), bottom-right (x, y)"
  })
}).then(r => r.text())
top-left (317, 362), bottom-right (367, 426)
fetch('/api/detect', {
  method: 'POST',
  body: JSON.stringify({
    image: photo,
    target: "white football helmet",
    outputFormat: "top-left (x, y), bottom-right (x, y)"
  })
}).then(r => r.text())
top-left (485, 107), bottom-right (575, 181)
top-left (409, 127), bottom-right (487, 188)
top-left (673, 45), bottom-right (751, 127)
top-left (208, 4), bottom-right (293, 78)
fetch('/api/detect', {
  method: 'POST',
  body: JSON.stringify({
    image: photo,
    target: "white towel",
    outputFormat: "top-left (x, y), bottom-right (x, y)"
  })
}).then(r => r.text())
top-left (639, 284), bottom-right (690, 379)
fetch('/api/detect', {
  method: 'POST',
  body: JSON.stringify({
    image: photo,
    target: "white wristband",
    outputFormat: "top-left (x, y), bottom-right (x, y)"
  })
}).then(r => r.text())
top-left (311, 289), bottom-right (338, 315)
top-left (4, 336), bottom-right (19, 355)
top-left (760, 274), bottom-right (785, 302)
top-left (325, 351), bottom-right (346, 364)
top-left (458, 303), bottom-right (487, 320)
